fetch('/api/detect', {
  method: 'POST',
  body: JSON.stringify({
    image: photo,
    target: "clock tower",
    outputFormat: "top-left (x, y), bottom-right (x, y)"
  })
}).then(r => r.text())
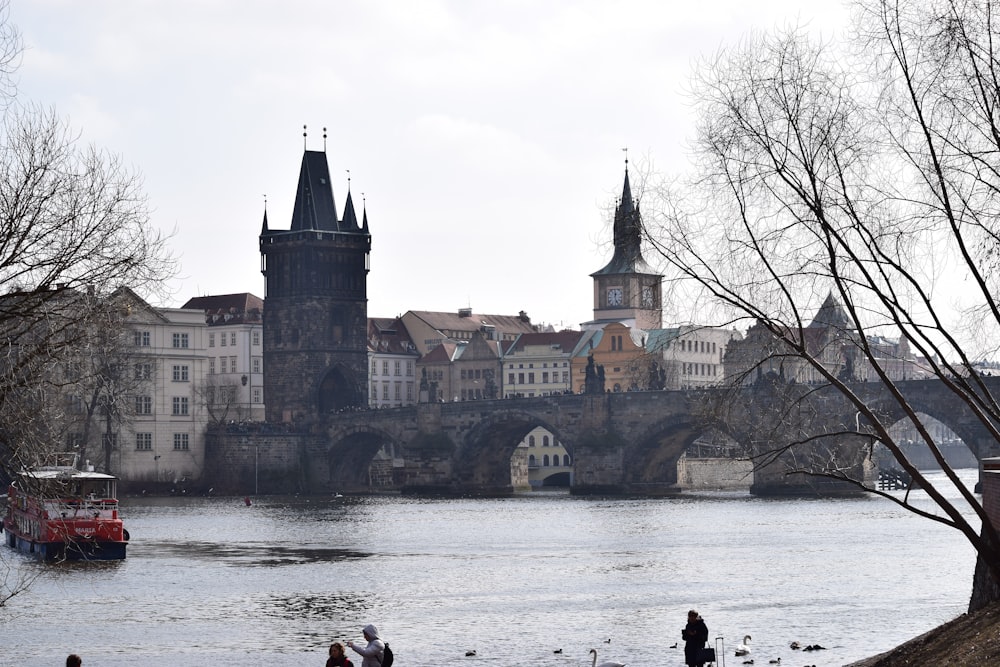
top-left (589, 163), bottom-right (662, 330)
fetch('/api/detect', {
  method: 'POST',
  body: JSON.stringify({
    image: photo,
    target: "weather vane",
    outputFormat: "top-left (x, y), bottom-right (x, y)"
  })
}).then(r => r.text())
top-left (622, 146), bottom-right (628, 167)
top-left (303, 124), bottom-right (307, 149)
top-left (323, 126), bottom-right (328, 152)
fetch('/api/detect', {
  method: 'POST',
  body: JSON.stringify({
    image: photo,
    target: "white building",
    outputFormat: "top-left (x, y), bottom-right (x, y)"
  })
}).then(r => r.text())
top-left (183, 293), bottom-right (265, 421)
top-left (118, 291), bottom-right (209, 487)
top-left (647, 325), bottom-right (745, 389)
top-left (368, 317), bottom-right (420, 408)
top-left (502, 330), bottom-right (590, 398)
top-left (517, 426), bottom-right (573, 488)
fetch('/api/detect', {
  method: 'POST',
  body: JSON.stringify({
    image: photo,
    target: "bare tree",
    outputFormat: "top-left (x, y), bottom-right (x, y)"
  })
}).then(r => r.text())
top-left (647, 0), bottom-right (1000, 610)
top-left (0, 0), bottom-right (174, 606)
top-left (194, 374), bottom-right (247, 425)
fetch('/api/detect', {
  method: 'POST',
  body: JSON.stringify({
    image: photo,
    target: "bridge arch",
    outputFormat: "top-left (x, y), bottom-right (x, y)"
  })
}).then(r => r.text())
top-left (454, 408), bottom-right (569, 493)
top-left (864, 388), bottom-right (996, 463)
top-left (326, 424), bottom-right (402, 492)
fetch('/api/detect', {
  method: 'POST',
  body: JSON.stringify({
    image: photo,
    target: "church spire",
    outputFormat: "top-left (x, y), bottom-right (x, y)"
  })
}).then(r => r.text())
top-left (591, 160), bottom-right (655, 277)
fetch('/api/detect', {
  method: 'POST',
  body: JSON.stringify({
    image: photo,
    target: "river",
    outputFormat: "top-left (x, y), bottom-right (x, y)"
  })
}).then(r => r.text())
top-left (0, 468), bottom-right (981, 667)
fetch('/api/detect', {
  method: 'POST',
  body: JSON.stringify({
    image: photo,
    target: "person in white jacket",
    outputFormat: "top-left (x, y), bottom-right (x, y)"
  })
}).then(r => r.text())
top-left (347, 624), bottom-right (385, 667)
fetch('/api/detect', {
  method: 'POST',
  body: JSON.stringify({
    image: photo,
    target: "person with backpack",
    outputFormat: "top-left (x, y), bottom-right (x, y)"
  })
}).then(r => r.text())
top-left (347, 624), bottom-right (392, 667)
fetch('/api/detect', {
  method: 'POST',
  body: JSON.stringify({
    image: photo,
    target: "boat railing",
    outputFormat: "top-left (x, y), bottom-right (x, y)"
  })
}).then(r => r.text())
top-left (42, 499), bottom-right (119, 520)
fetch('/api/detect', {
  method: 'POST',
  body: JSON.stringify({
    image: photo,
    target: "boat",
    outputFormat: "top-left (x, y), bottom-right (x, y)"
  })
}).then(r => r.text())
top-left (3, 455), bottom-right (129, 560)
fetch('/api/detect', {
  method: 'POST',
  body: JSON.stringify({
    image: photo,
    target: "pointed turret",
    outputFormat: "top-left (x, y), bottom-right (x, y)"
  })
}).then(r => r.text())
top-left (362, 205), bottom-right (369, 234)
top-left (260, 209), bottom-right (269, 234)
top-left (342, 190), bottom-right (359, 230)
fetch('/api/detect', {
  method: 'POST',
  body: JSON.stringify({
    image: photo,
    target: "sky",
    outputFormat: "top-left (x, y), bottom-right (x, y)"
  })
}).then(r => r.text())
top-left (9, 0), bottom-right (849, 330)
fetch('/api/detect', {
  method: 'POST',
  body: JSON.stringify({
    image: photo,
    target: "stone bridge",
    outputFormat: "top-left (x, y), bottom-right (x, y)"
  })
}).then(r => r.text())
top-left (205, 377), bottom-right (1000, 497)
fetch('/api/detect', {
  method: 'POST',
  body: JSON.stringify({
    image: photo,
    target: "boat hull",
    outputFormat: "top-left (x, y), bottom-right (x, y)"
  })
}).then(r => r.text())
top-left (5, 528), bottom-right (127, 561)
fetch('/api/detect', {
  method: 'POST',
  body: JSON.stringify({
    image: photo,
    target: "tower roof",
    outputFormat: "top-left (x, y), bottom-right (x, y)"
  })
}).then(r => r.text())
top-left (290, 150), bottom-right (339, 232)
top-left (809, 291), bottom-right (853, 331)
top-left (592, 167), bottom-right (658, 277)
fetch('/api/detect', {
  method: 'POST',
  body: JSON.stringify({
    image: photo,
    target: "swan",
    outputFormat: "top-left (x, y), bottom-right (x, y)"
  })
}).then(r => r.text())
top-left (589, 648), bottom-right (626, 667)
top-left (735, 635), bottom-right (752, 656)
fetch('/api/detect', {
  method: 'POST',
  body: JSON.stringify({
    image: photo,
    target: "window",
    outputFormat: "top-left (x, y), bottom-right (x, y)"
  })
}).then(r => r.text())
top-left (371, 384), bottom-right (378, 400)
top-left (135, 396), bottom-right (152, 415)
top-left (219, 357), bottom-right (227, 374)
top-left (230, 356), bottom-right (237, 373)
top-left (252, 388), bottom-right (262, 403)
top-left (136, 433), bottom-right (152, 451)
top-left (209, 333), bottom-right (215, 347)
top-left (220, 333), bottom-right (227, 346)
top-left (508, 373), bottom-right (515, 385)
top-left (209, 358), bottom-right (215, 375)
top-left (372, 359), bottom-right (378, 375)
top-left (529, 435), bottom-right (536, 446)
top-left (406, 383), bottom-right (413, 401)
top-left (172, 333), bottom-right (189, 349)
top-left (518, 373), bottom-right (524, 384)
top-left (102, 433), bottom-right (118, 451)
top-left (230, 332), bottom-right (236, 346)
top-left (543, 435), bottom-right (550, 446)
top-left (382, 383), bottom-right (389, 400)
top-left (172, 365), bottom-right (189, 382)
top-left (252, 357), bottom-right (261, 374)
top-left (395, 382), bottom-right (402, 400)
top-left (172, 396), bottom-right (189, 416)
top-left (173, 433), bottom-right (189, 450)
top-left (542, 372), bottom-right (549, 384)
top-left (407, 361), bottom-right (413, 376)
top-left (394, 361), bottom-right (401, 376)
top-left (134, 330), bottom-right (150, 347)
top-left (528, 372), bottom-right (535, 384)
top-left (134, 363), bottom-right (152, 380)
top-left (563, 454), bottom-right (571, 466)
top-left (383, 361), bottom-right (389, 375)
top-left (252, 331), bottom-right (261, 346)
top-left (543, 454), bottom-right (550, 466)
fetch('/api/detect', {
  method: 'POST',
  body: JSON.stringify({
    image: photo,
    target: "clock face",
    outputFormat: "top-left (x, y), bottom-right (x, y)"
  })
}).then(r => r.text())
top-left (642, 287), bottom-right (654, 308)
top-left (607, 288), bottom-right (623, 306)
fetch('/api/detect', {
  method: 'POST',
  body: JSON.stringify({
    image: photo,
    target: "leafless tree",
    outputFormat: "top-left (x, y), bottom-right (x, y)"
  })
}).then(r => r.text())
top-left (647, 0), bottom-right (1000, 610)
top-left (195, 374), bottom-right (247, 425)
top-left (0, 1), bottom-right (174, 606)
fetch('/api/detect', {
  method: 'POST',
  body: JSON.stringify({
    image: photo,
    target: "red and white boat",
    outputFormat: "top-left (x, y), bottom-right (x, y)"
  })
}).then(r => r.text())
top-left (3, 456), bottom-right (129, 560)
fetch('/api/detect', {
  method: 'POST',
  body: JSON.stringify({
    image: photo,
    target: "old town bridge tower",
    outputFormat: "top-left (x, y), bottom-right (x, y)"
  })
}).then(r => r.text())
top-left (259, 143), bottom-right (371, 423)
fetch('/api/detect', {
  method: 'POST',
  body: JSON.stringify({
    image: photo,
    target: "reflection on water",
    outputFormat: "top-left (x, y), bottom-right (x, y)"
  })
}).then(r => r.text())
top-left (140, 541), bottom-right (373, 566)
top-left (0, 469), bottom-right (983, 667)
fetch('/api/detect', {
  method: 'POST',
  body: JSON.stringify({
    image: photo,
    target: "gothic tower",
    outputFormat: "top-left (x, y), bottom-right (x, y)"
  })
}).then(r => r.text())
top-left (259, 144), bottom-right (371, 423)
top-left (590, 163), bottom-right (663, 329)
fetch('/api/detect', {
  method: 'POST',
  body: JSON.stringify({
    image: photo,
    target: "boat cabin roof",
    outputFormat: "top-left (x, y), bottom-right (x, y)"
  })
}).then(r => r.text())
top-left (17, 466), bottom-right (117, 481)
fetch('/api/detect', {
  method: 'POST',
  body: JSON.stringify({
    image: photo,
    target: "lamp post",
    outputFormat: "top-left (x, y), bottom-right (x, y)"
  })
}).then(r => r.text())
top-left (255, 444), bottom-right (258, 496)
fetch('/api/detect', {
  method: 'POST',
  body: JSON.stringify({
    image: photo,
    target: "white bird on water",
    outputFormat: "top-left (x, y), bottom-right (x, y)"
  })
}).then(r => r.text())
top-left (589, 648), bottom-right (626, 667)
top-left (735, 635), bottom-right (752, 656)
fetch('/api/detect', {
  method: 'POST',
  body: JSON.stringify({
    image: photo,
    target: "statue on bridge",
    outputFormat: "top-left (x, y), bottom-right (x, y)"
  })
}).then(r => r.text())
top-left (585, 354), bottom-right (606, 394)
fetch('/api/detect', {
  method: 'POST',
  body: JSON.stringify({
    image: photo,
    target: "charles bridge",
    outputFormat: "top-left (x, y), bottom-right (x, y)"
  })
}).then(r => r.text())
top-left (205, 377), bottom-right (1000, 497)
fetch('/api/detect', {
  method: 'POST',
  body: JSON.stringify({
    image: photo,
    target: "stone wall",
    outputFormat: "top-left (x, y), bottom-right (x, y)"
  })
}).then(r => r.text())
top-left (204, 426), bottom-right (323, 495)
top-left (677, 455), bottom-right (754, 490)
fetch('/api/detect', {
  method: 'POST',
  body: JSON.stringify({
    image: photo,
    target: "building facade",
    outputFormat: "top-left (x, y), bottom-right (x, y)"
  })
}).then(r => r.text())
top-left (183, 293), bottom-right (265, 421)
top-left (368, 317), bottom-right (420, 408)
top-left (118, 290), bottom-right (209, 486)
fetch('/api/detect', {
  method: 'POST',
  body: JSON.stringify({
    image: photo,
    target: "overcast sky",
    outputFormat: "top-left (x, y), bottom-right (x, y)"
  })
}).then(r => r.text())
top-left (10, 0), bottom-right (848, 330)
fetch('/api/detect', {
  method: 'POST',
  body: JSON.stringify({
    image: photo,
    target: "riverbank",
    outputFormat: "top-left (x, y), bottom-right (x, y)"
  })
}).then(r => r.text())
top-left (846, 603), bottom-right (1000, 666)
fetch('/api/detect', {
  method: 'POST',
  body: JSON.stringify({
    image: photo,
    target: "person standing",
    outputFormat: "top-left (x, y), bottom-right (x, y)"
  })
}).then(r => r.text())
top-left (326, 642), bottom-right (354, 667)
top-left (682, 609), bottom-right (709, 667)
top-left (346, 624), bottom-right (384, 667)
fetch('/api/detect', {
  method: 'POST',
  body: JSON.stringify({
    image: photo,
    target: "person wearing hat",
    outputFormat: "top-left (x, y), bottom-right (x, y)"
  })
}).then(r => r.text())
top-left (347, 624), bottom-right (385, 667)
